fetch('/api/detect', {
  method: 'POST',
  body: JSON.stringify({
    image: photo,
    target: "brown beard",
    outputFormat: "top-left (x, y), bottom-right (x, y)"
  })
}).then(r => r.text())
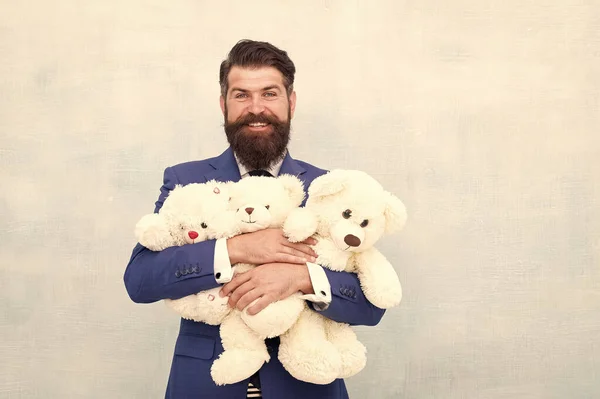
top-left (223, 106), bottom-right (291, 171)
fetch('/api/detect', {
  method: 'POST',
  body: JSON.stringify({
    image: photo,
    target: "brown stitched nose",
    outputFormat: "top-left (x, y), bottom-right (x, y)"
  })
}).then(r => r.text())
top-left (344, 234), bottom-right (361, 247)
top-left (245, 207), bottom-right (254, 215)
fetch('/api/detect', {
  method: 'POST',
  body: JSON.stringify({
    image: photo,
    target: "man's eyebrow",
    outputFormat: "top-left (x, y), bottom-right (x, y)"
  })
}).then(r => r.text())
top-left (230, 85), bottom-right (282, 93)
top-left (262, 85), bottom-right (282, 92)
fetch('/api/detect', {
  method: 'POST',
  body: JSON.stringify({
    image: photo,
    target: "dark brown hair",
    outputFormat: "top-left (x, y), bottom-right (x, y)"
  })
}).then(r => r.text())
top-left (219, 39), bottom-right (296, 98)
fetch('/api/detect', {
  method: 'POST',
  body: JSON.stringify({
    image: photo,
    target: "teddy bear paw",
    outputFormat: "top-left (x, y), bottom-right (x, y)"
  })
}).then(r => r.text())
top-left (278, 341), bottom-right (342, 385)
top-left (211, 349), bottom-right (269, 386)
top-left (337, 341), bottom-right (367, 378)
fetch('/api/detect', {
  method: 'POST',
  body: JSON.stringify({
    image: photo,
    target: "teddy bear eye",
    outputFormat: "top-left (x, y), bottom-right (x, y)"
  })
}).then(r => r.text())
top-left (360, 219), bottom-right (369, 228)
top-left (180, 225), bottom-right (185, 230)
top-left (265, 205), bottom-right (270, 210)
top-left (201, 222), bottom-right (208, 229)
top-left (342, 209), bottom-right (352, 219)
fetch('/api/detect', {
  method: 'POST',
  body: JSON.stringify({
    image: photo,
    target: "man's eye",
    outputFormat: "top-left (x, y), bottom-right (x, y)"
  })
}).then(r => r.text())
top-left (263, 92), bottom-right (276, 97)
top-left (234, 93), bottom-right (248, 99)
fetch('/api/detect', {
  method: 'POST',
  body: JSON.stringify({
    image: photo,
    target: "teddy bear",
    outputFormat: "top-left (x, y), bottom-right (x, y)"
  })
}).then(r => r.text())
top-left (209, 174), bottom-right (309, 385)
top-left (279, 169), bottom-right (407, 384)
top-left (134, 174), bottom-right (311, 386)
top-left (134, 180), bottom-right (238, 325)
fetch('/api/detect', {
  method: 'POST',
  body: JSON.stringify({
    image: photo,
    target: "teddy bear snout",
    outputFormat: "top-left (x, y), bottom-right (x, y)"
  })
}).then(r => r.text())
top-left (344, 234), bottom-right (361, 247)
top-left (188, 231), bottom-right (199, 240)
top-left (245, 207), bottom-right (254, 215)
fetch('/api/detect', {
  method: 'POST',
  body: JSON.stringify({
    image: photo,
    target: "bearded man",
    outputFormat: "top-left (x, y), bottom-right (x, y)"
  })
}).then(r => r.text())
top-left (124, 39), bottom-right (385, 399)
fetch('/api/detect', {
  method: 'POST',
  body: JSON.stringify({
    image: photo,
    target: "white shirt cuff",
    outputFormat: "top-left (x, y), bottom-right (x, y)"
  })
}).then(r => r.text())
top-left (299, 262), bottom-right (332, 311)
top-left (213, 238), bottom-right (234, 284)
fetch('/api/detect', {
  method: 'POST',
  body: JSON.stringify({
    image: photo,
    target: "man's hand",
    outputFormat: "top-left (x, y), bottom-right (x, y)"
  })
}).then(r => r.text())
top-left (220, 263), bottom-right (314, 315)
top-left (226, 228), bottom-right (317, 265)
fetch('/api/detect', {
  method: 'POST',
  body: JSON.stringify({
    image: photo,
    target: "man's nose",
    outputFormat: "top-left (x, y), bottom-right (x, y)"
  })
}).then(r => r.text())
top-left (248, 96), bottom-right (266, 114)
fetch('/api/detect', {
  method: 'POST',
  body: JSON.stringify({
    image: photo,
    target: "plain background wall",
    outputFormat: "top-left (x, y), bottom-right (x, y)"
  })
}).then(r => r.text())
top-left (1, 1), bottom-right (599, 398)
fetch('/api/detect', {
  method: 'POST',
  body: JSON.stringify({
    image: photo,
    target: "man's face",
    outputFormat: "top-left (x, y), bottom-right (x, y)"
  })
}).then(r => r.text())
top-left (220, 66), bottom-right (297, 171)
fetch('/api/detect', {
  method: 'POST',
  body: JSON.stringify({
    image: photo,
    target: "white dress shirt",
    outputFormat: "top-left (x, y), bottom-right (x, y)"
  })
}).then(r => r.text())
top-left (212, 153), bottom-right (331, 309)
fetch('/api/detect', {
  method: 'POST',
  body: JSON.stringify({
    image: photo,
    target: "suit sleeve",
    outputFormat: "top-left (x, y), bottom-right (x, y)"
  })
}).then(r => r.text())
top-left (123, 166), bottom-right (221, 303)
top-left (308, 268), bottom-right (386, 327)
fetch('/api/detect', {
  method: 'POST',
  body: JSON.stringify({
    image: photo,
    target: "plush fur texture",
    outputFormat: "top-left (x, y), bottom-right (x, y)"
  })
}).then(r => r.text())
top-left (210, 175), bottom-right (308, 385)
top-left (135, 181), bottom-right (237, 325)
top-left (134, 175), bottom-right (309, 386)
top-left (281, 169), bottom-right (407, 384)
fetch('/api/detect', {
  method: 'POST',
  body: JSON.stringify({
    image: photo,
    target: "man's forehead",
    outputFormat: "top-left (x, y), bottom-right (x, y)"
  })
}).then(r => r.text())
top-left (227, 66), bottom-right (285, 91)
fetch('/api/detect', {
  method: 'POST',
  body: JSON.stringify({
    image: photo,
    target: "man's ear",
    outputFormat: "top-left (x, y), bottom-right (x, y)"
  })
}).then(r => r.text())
top-left (289, 90), bottom-right (297, 119)
top-left (219, 95), bottom-right (225, 116)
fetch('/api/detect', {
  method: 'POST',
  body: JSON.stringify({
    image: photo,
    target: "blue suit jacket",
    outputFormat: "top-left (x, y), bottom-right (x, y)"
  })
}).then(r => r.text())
top-left (124, 148), bottom-right (385, 399)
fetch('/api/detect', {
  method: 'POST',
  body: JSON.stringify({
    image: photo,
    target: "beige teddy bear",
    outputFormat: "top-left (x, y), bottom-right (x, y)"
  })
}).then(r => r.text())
top-left (134, 181), bottom-right (237, 325)
top-left (135, 175), bottom-right (310, 386)
top-left (210, 174), bottom-right (308, 385)
top-left (280, 169), bottom-right (407, 384)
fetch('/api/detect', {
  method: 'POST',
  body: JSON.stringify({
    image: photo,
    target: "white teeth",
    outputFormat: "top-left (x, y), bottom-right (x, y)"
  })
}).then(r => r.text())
top-left (249, 123), bottom-right (267, 127)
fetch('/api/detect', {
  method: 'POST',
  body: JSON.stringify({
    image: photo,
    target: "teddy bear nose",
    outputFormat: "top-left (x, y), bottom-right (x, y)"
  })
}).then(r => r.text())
top-left (188, 231), bottom-right (199, 239)
top-left (245, 207), bottom-right (254, 215)
top-left (344, 234), bottom-right (361, 247)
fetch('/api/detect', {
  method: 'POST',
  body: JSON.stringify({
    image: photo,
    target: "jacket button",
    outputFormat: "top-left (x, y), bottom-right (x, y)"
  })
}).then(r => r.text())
top-left (175, 271), bottom-right (181, 278)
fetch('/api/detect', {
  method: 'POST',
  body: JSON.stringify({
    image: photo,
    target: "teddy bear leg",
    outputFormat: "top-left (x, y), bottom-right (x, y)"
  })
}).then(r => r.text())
top-left (241, 295), bottom-right (306, 338)
top-left (211, 310), bottom-right (270, 386)
top-left (324, 320), bottom-right (367, 378)
top-left (164, 287), bottom-right (230, 325)
top-left (278, 310), bottom-right (341, 385)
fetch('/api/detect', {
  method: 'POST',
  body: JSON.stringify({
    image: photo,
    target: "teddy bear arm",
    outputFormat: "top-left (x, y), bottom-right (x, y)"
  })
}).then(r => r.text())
top-left (283, 207), bottom-right (318, 243)
top-left (354, 248), bottom-right (403, 309)
top-left (241, 294), bottom-right (306, 338)
top-left (135, 213), bottom-right (174, 251)
top-left (313, 239), bottom-right (352, 272)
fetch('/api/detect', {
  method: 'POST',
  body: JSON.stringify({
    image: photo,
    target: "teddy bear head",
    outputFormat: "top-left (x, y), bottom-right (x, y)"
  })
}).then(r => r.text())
top-left (135, 180), bottom-right (237, 251)
top-left (305, 170), bottom-right (407, 253)
top-left (229, 174), bottom-right (305, 233)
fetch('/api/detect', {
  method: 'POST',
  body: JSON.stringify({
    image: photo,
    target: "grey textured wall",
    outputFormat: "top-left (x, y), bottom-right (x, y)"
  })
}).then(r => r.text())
top-left (1, 1), bottom-right (599, 398)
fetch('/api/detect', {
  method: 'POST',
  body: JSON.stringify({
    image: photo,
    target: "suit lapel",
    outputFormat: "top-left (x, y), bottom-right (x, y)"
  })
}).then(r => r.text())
top-left (204, 147), bottom-right (306, 182)
top-left (279, 151), bottom-right (306, 178)
top-left (204, 148), bottom-right (242, 183)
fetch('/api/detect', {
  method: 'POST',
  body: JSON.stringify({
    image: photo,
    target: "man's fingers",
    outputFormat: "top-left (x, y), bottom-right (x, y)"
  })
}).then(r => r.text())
top-left (220, 272), bottom-right (251, 297)
top-left (275, 253), bottom-right (312, 265)
top-left (301, 237), bottom-right (318, 246)
top-left (280, 244), bottom-right (317, 262)
top-left (227, 279), bottom-right (255, 308)
top-left (236, 288), bottom-right (263, 311)
top-left (283, 240), bottom-right (317, 259)
top-left (246, 294), bottom-right (276, 315)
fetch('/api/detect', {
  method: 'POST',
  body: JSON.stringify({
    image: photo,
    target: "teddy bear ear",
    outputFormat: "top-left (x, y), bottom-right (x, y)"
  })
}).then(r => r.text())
top-left (383, 191), bottom-right (407, 234)
top-left (277, 174), bottom-right (306, 206)
top-left (307, 170), bottom-right (349, 202)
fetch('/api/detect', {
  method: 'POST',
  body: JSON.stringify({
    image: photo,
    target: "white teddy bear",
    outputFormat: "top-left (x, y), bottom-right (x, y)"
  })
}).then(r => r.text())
top-left (280, 169), bottom-right (407, 384)
top-left (210, 174), bottom-right (308, 385)
top-left (134, 175), bottom-right (310, 386)
top-left (135, 181), bottom-right (237, 325)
